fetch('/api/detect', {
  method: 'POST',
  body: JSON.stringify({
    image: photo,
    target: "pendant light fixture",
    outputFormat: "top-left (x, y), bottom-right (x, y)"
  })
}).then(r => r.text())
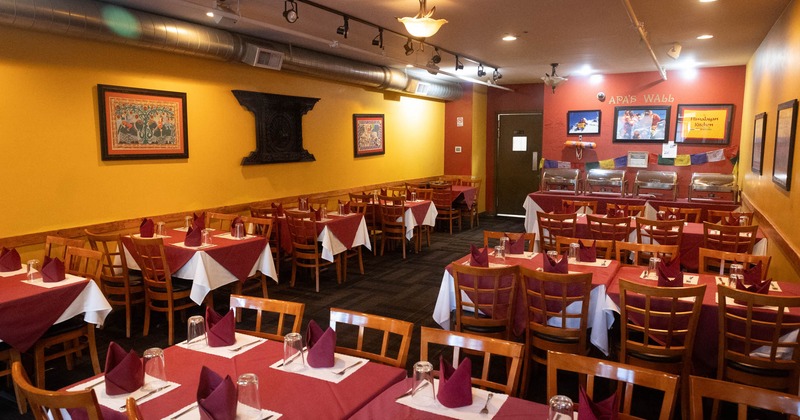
top-left (397, 0), bottom-right (447, 38)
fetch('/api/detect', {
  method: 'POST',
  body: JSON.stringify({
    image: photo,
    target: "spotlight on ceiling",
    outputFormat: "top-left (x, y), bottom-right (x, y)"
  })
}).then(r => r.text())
top-left (454, 55), bottom-right (464, 71)
top-left (283, 0), bottom-right (298, 23)
top-left (477, 64), bottom-right (486, 77)
top-left (429, 48), bottom-right (441, 64)
top-left (397, 0), bottom-right (448, 38)
top-left (403, 38), bottom-right (414, 56)
top-left (336, 16), bottom-right (349, 38)
top-left (372, 28), bottom-right (384, 49)
top-left (667, 42), bottom-right (682, 60)
top-left (542, 63), bottom-right (568, 93)
top-left (492, 68), bottom-right (502, 81)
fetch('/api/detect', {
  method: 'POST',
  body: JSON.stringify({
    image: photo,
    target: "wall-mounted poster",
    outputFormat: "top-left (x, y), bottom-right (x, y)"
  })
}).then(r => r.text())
top-left (674, 104), bottom-right (734, 145)
top-left (751, 112), bottom-right (767, 175)
top-left (567, 110), bottom-right (601, 135)
top-left (353, 114), bottom-right (385, 157)
top-left (627, 151), bottom-right (649, 168)
top-left (773, 100), bottom-right (798, 191)
top-left (612, 106), bottom-right (670, 143)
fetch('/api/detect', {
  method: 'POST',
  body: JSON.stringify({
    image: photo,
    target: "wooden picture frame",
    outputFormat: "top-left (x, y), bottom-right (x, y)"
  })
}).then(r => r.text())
top-left (353, 114), bottom-right (385, 157)
top-left (773, 99), bottom-right (798, 191)
top-left (612, 106), bottom-right (670, 143)
top-left (98, 84), bottom-right (188, 160)
top-left (674, 103), bottom-right (734, 145)
top-left (567, 110), bottom-right (601, 135)
top-left (751, 112), bottom-right (767, 175)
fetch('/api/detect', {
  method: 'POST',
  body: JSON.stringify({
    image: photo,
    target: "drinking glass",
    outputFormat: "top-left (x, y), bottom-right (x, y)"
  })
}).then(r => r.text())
top-left (201, 228), bottom-right (212, 245)
top-left (184, 216), bottom-right (193, 230)
top-left (412, 361), bottom-right (435, 404)
top-left (283, 332), bottom-right (305, 371)
top-left (494, 245), bottom-right (504, 260)
top-left (236, 373), bottom-right (261, 420)
top-left (500, 236), bottom-right (510, 253)
top-left (338, 203), bottom-right (345, 215)
top-left (568, 243), bottom-right (579, 261)
top-left (729, 263), bottom-right (744, 286)
top-left (648, 257), bottom-right (661, 274)
top-left (299, 198), bottom-right (308, 211)
top-left (26, 259), bottom-right (41, 281)
top-left (156, 221), bottom-right (166, 236)
top-left (186, 315), bottom-right (206, 348)
top-left (546, 250), bottom-right (559, 262)
top-left (321, 207), bottom-right (327, 220)
top-left (143, 347), bottom-right (167, 391)
top-left (657, 210), bottom-right (665, 220)
top-left (548, 395), bottom-right (574, 420)
top-left (411, 191), bottom-right (417, 201)
top-left (234, 223), bottom-right (244, 239)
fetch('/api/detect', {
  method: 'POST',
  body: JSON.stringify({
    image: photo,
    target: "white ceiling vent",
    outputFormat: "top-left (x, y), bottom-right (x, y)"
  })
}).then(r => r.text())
top-left (243, 44), bottom-right (284, 70)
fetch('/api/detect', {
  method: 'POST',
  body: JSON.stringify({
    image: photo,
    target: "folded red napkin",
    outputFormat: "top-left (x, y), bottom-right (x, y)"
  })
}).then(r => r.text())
top-left (68, 406), bottom-right (127, 420)
top-left (507, 237), bottom-right (525, 254)
top-left (41, 256), bottom-right (66, 282)
top-left (578, 240), bottom-right (597, 262)
top-left (229, 216), bottom-right (242, 236)
top-left (658, 208), bottom-right (679, 221)
top-left (306, 319), bottom-right (336, 368)
top-left (657, 254), bottom-right (681, 278)
top-left (543, 252), bottom-right (568, 273)
top-left (736, 277), bottom-right (770, 295)
top-left (185, 225), bottom-right (202, 247)
top-left (104, 342), bottom-right (144, 396)
top-left (561, 203), bottom-right (576, 214)
top-left (193, 212), bottom-right (206, 230)
top-left (271, 202), bottom-right (284, 217)
top-left (406, 188), bottom-right (412, 200)
top-left (311, 206), bottom-right (322, 221)
top-left (380, 188), bottom-right (387, 196)
top-left (609, 205), bottom-right (627, 218)
top-left (139, 218), bottom-right (155, 238)
top-left (437, 356), bottom-right (473, 408)
top-left (197, 366), bottom-right (237, 420)
top-left (0, 247), bottom-right (22, 272)
top-left (742, 261), bottom-right (763, 285)
top-left (578, 385), bottom-right (619, 420)
top-left (657, 266), bottom-right (683, 287)
top-left (469, 244), bottom-right (488, 267)
top-left (339, 200), bottom-right (351, 214)
top-left (722, 212), bottom-right (740, 226)
top-left (205, 307), bottom-right (236, 347)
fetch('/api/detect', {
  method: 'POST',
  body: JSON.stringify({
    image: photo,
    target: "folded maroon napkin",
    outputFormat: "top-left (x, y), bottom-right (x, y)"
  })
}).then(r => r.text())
top-left (657, 266), bottom-right (683, 287)
top-left (469, 244), bottom-right (488, 267)
top-left (722, 212), bottom-right (740, 226)
top-left (0, 247), bottom-right (22, 272)
top-left (340, 200), bottom-right (351, 214)
top-left (578, 240), bottom-right (597, 262)
top-left (185, 225), bottom-right (202, 247)
top-left (742, 261), bottom-right (763, 285)
top-left (543, 252), bottom-right (569, 273)
top-left (561, 203), bottom-right (576, 214)
top-left (380, 188), bottom-right (387, 196)
top-left (229, 216), bottom-right (242, 236)
top-left (271, 202), bottom-right (284, 217)
top-left (193, 212), bottom-right (206, 230)
top-left (205, 307), bottom-right (236, 347)
top-left (578, 385), bottom-right (619, 420)
top-left (406, 188), bottom-right (413, 200)
top-left (311, 206), bottom-right (322, 221)
top-left (736, 277), bottom-right (770, 295)
top-left (197, 366), bottom-right (237, 420)
top-left (658, 208), bottom-right (679, 221)
top-left (507, 237), bottom-right (525, 254)
top-left (68, 406), bottom-right (127, 420)
top-left (41, 256), bottom-right (66, 282)
top-left (139, 218), bottom-right (155, 238)
top-left (657, 254), bottom-right (681, 278)
top-left (306, 320), bottom-right (336, 368)
top-left (104, 342), bottom-right (144, 396)
top-left (437, 356), bottom-right (473, 408)
top-left (609, 205), bottom-right (627, 218)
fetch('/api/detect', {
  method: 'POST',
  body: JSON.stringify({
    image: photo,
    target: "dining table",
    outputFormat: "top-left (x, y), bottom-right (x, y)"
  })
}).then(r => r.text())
top-left (122, 228), bottom-right (276, 304)
top-left (401, 199), bottom-right (438, 240)
top-left (450, 185), bottom-right (477, 210)
top-left (276, 211), bottom-right (371, 263)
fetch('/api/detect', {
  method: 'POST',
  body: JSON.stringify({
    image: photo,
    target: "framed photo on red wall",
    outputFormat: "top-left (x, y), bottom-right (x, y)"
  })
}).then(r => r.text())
top-left (612, 106), bottom-right (670, 143)
top-left (674, 103), bottom-right (734, 145)
top-left (567, 110), bottom-right (601, 135)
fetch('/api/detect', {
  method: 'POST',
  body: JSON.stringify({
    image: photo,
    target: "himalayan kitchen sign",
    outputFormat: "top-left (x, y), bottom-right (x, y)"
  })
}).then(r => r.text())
top-left (674, 104), bottom-right (734, 145)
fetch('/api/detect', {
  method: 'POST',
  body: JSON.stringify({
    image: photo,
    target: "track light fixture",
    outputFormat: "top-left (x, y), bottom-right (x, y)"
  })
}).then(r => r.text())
top-left (492, 68), bottom-right (502, 81)
top-left (336, 16), bottom-right (349, 38)
top-left (403, 38), bottom-right (414, 56)
top-left (429, 47), bottom-right (441, 64)
top-left (477, 63), bottom-right (486, 77)
top-left (372, 28), bottom-right (384, 49)
top-left (454, 56), bottom-right (464, 71)
top-left (283, 0), bottom-right (298, 23)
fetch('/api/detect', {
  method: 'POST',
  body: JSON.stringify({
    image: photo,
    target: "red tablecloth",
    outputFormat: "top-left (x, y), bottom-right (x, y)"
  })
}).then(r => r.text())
top-left (407, 200), bottom-right (434, 225)
top-left (451, 185), bottom-right (477, 209)
top-left (316, 213), bottom-right (363, 251)
top-left (646, 198), bottom-right (739, 222)
top-left (527, 191), bottom-right (647, 214)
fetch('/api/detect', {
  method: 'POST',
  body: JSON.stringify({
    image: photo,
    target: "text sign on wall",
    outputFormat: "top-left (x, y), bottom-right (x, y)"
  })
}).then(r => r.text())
top-left (675, 104), bottom-right (734, 145)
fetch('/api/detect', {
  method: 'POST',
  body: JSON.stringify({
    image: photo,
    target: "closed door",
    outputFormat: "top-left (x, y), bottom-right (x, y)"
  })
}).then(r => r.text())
top-left (496, 113), bottom-right (542, 216)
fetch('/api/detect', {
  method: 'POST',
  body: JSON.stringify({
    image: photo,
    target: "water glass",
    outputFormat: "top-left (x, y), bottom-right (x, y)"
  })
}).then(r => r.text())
top-left (143, 347), bottom-right (167, 391)
top-left (739, 215), bottom-right (749, 225)
top-left (186, 315), bottom-right (206, 348)
top-left (338, 203), bottom-right (345, 215)
top-left (548, 395), bottom-right (574, 420)
top-left (648, 257), bottom-right (661, 274)
top-left (156, 221), bottom-right (166, 236)
top-left (283, 332), bottom-right (305, 371)
top-left (412, 361), bottom-right (435, 403)
top-left (299, 198), bottom-right (308, 211)
top-left (234, 223), bottom-right (244, 239)
top-left (411, 191), bottom-right (417, 201)
top-left (321, 207), bottom-right (327, 220)
top-left (546, 250), bottom-right (559, 262)
top-left (201, 228), bottom-right (213, 245)
top-left (184, 215), bottom-right (193, 230)
top-left (236, 373), bottom-right (261, 420)
top-left (500, 236), bottom-right (510, 252)
top-left (568, 243), bottom-right (579, 261)
top-left (26, 259), bottom-right (41, 281)
top-left (494, 245), bottom-right (505, 260)
top-left (729, 263), bottom-right (744, 286)
top-left (657, 210), bottom-right (665, 220)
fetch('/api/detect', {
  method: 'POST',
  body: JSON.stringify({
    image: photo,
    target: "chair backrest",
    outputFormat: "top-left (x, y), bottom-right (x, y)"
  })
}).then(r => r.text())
top-left (618, 279), bottom-right (706, 362)
top-left (206, 212), bottom-right (239, 231)
top-left (239, 215), bottom-right (273, 240)
top-left (63, 246), bottom-right (104, 283)
top-left (85, 230), bottom-right (131, 287)
top-left (130, 236), bottom-right (175, 294)
top-left (554, 236), bottom-right (614, 259)
top-left (229, 294), bottom-right (305, 341)
top-left (708, 210), bottom-right (754, 225)
top-left (12, 361), bottom-right (103, 420)
top-left (431, 183), bottom-right (454, 208)
top-left (614, 242), bottom-right (680, 266)
top-left (452, 263), bottom-right (518, 339)
top-left (562, 199), bottom-right (598, 214)
top-left (537, 211), bottom-right (578, 252)
top-left (411, 187), bottom-right (433, 201)
top-left (607, 203), bottom-right (645, 217)
top-left (482, 231), bottom-right (536, 253)
top-left (702, 221), bottom-right (758, 254)
top-left (249, 206), bottom-right (275, 219)
top-left (309, 197), bottom-right (332, 210)
top-left (546, 351), bottom-right (679, 420)
top-left (587, 214), bottom-right (632, 242)
top-left (386, 186), bottom-right (406, 197)
top-left (329, 307), bottom-right (413, 368)
top-left (420, 327), bottom-right (523, 396)
top-left (378, 194), bottom-right (405, 231)
top-left (285, 213), bottom-right (319, 257)
top-left (689, 375), bottom-right (800, 419)
top-left (698, 247), bottom-right (771, 278)
top-left (349, 192), bottom-right (374, 204)
top-left (635, 217), bottom-right (684, 248)
top-left (126, 397), bottom-right (144, 420)
top-left (44, 235), bottom-right (85, 262)
top-left (657, 206), bottom-right (701, 223)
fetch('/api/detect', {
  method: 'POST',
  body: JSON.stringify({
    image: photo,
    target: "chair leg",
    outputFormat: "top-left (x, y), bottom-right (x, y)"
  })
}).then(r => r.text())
top-left (335, 257), bottom-right (342, 285)
top-left (86, 325), bottom-right (101, 375)
top-left (314, 265), bottom-right (320, 292)
top-left (260, 275), bottom-right (268, 298)
top-left (357, 247), bottom-right (364, 274)
top-left (124, 299), bottom-right (132, 339)
top-left (33, 343), bottom-right (46, 388)
top-left (291, 260), bottom-right (297, 287)
top-left (167, 309), bottom-right (174, 346)
top-left (342, 253), bottom-right (348, 283)
top-left (143, 303), bottom-right (151, 337)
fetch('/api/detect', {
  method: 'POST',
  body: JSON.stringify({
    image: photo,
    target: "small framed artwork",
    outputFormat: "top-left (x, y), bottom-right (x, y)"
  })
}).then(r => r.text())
top-left (627, 151), bottom-right (650, 168)
top-left (674, 103), bottom-right (734, 145)
top-left (567, 110), bottom-right (601, 135)
top-left (751, 112), bottom-right (767, 175)
top-left (98, 84), bottom-right (188, 160)
top-left (773, 99), bottom-right (798, 191)
top-left (612, 106), bottom-right (670, 142)
top-left (353, 114), bottom-right (385, 157)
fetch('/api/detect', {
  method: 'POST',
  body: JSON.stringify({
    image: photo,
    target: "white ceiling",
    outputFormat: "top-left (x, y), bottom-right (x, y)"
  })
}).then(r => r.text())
top-left (109, 0), bottom-right (791, 86)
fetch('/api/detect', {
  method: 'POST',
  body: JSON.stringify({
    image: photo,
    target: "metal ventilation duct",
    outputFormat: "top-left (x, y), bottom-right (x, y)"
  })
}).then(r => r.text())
top-left (0, 0), bottom-right (462, 101)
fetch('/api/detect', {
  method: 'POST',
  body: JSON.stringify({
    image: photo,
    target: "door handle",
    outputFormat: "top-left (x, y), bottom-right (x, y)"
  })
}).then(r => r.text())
top-left (531, 152), bottom-right (538, 171)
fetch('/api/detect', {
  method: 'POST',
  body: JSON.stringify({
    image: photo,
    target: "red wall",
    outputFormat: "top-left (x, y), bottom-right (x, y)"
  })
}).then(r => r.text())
top-left (444, 85), bottom-right (474, 175)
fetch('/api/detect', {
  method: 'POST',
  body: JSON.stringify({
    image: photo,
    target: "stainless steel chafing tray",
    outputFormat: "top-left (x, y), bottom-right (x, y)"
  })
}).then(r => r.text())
top-left (688, 172), bottom-right (739, 203)
top-left (540, 168), bottom-right (581, 194)
top-left (585, 169), bottom-right (627, 196)
top-left (633, 170), bottom-right (678, 200)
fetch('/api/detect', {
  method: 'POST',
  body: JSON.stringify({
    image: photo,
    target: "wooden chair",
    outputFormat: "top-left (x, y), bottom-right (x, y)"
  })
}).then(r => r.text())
top-left (420, 327), bottom-right (524, 397)
top-left (607, 203), bottom-right (645, 217)
top-left (405, 181), bottom-right (429, 189)
top-left (618, 279), bottom-right (707, 418)
top-left (229, 294), bottom-right (304, 341)
top-left (698, 247), bottom-right (771, 279)
top-left (85, 230), bottom-right (145, 338)
top-left (285, 212), bottom-right (341, 293)
top-left (452, 264), bottom-right (518, 340)
top-left (130, 236), bottom-right (195, 346)
top-left (309, 196), bottom-right (332, 211)
top-left (329, 308), bottom-right (413, 368)
top-left (547, 351), bottom-right (679, 420)
top-left (342, 202), bottom-right (367, 282)
top-left (537, 211), bottom-right (577, 253)
top-left (439, 175), bottom-right (462, 185)
top-left (386, 186), bottom-right (406, 197)
top-left (0, 344), bottom-right (23, 413)
top-left (350, 192), bottom-right (380, 255)
top-left (250, 206), bottom-right (282, 274)
top-left (44, 235), bottom-right (85, 268)
top-left (702, 221), bottom-right (758, 254)
top-left (31, 246), bottom-right (103, 388)
top-left (690, 375), bottom-right (800, 419)
top-left (635, 217), bottom-right (684, 249)
top-left (483, 231), bottom-right (536, 253)
top-left (614, 242), bottom-right (680, 266)
top-left (378, 194), bottom-right (409, 259)
top-left (432, 183), bottom-right (462, 235)
top-left (554, 236), bottom-right (614, 259)
top-left (518, 267), bottom-right (592, 397)
top-left (587, 214), bottom-right (632, 242)
top-left (708, 209), bottom-right (755, 225)
top-left (461, 178), bottom-right (482, 228)
top-left (205, 212), bottom-right (239, 231)
top-left (12, 361), bottom-right (103, 420)
top-left (126, 397), bottom-right (144, 420)
top-left (657, 205), bottom-right (702, 223)
top-left (561, 199), bottom-right (598, 214)
top-left (410, 187), bottom-right (433, 200)
top-left (231, 216), bottom-right (273, 298)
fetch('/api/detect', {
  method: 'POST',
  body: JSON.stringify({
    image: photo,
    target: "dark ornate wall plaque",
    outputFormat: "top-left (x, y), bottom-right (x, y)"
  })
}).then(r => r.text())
top-left (233, 90), bottom-right (319, 164)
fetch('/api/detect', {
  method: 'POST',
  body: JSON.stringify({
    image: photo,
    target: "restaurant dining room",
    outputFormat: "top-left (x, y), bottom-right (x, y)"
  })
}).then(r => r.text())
top-left (3, 0), bottom-right (800, 418)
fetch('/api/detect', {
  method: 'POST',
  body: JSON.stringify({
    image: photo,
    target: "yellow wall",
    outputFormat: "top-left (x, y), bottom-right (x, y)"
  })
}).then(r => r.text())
top-left (0, 26), bottom-right (445, 238)
top-left (471, 85), bottom-right (488, 211)
top-left (739, 0), bottom-right (800, 280)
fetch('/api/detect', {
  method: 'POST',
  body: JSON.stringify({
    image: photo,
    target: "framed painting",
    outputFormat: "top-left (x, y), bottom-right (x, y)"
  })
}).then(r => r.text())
top-left (98, 84), bottom-right (188, 160)
top-left (674, 103), bottom-right (734, 145)
top-left (751, 112), bottom-right (767, 175)
top-left (567, 110), bottom-right (601, 135)
top-left (353, 114), bottom-right (385, 157)
top-left (773, 99), bottom-right (798, 191)
top-left (612, 106), bottom-right (670, 143)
